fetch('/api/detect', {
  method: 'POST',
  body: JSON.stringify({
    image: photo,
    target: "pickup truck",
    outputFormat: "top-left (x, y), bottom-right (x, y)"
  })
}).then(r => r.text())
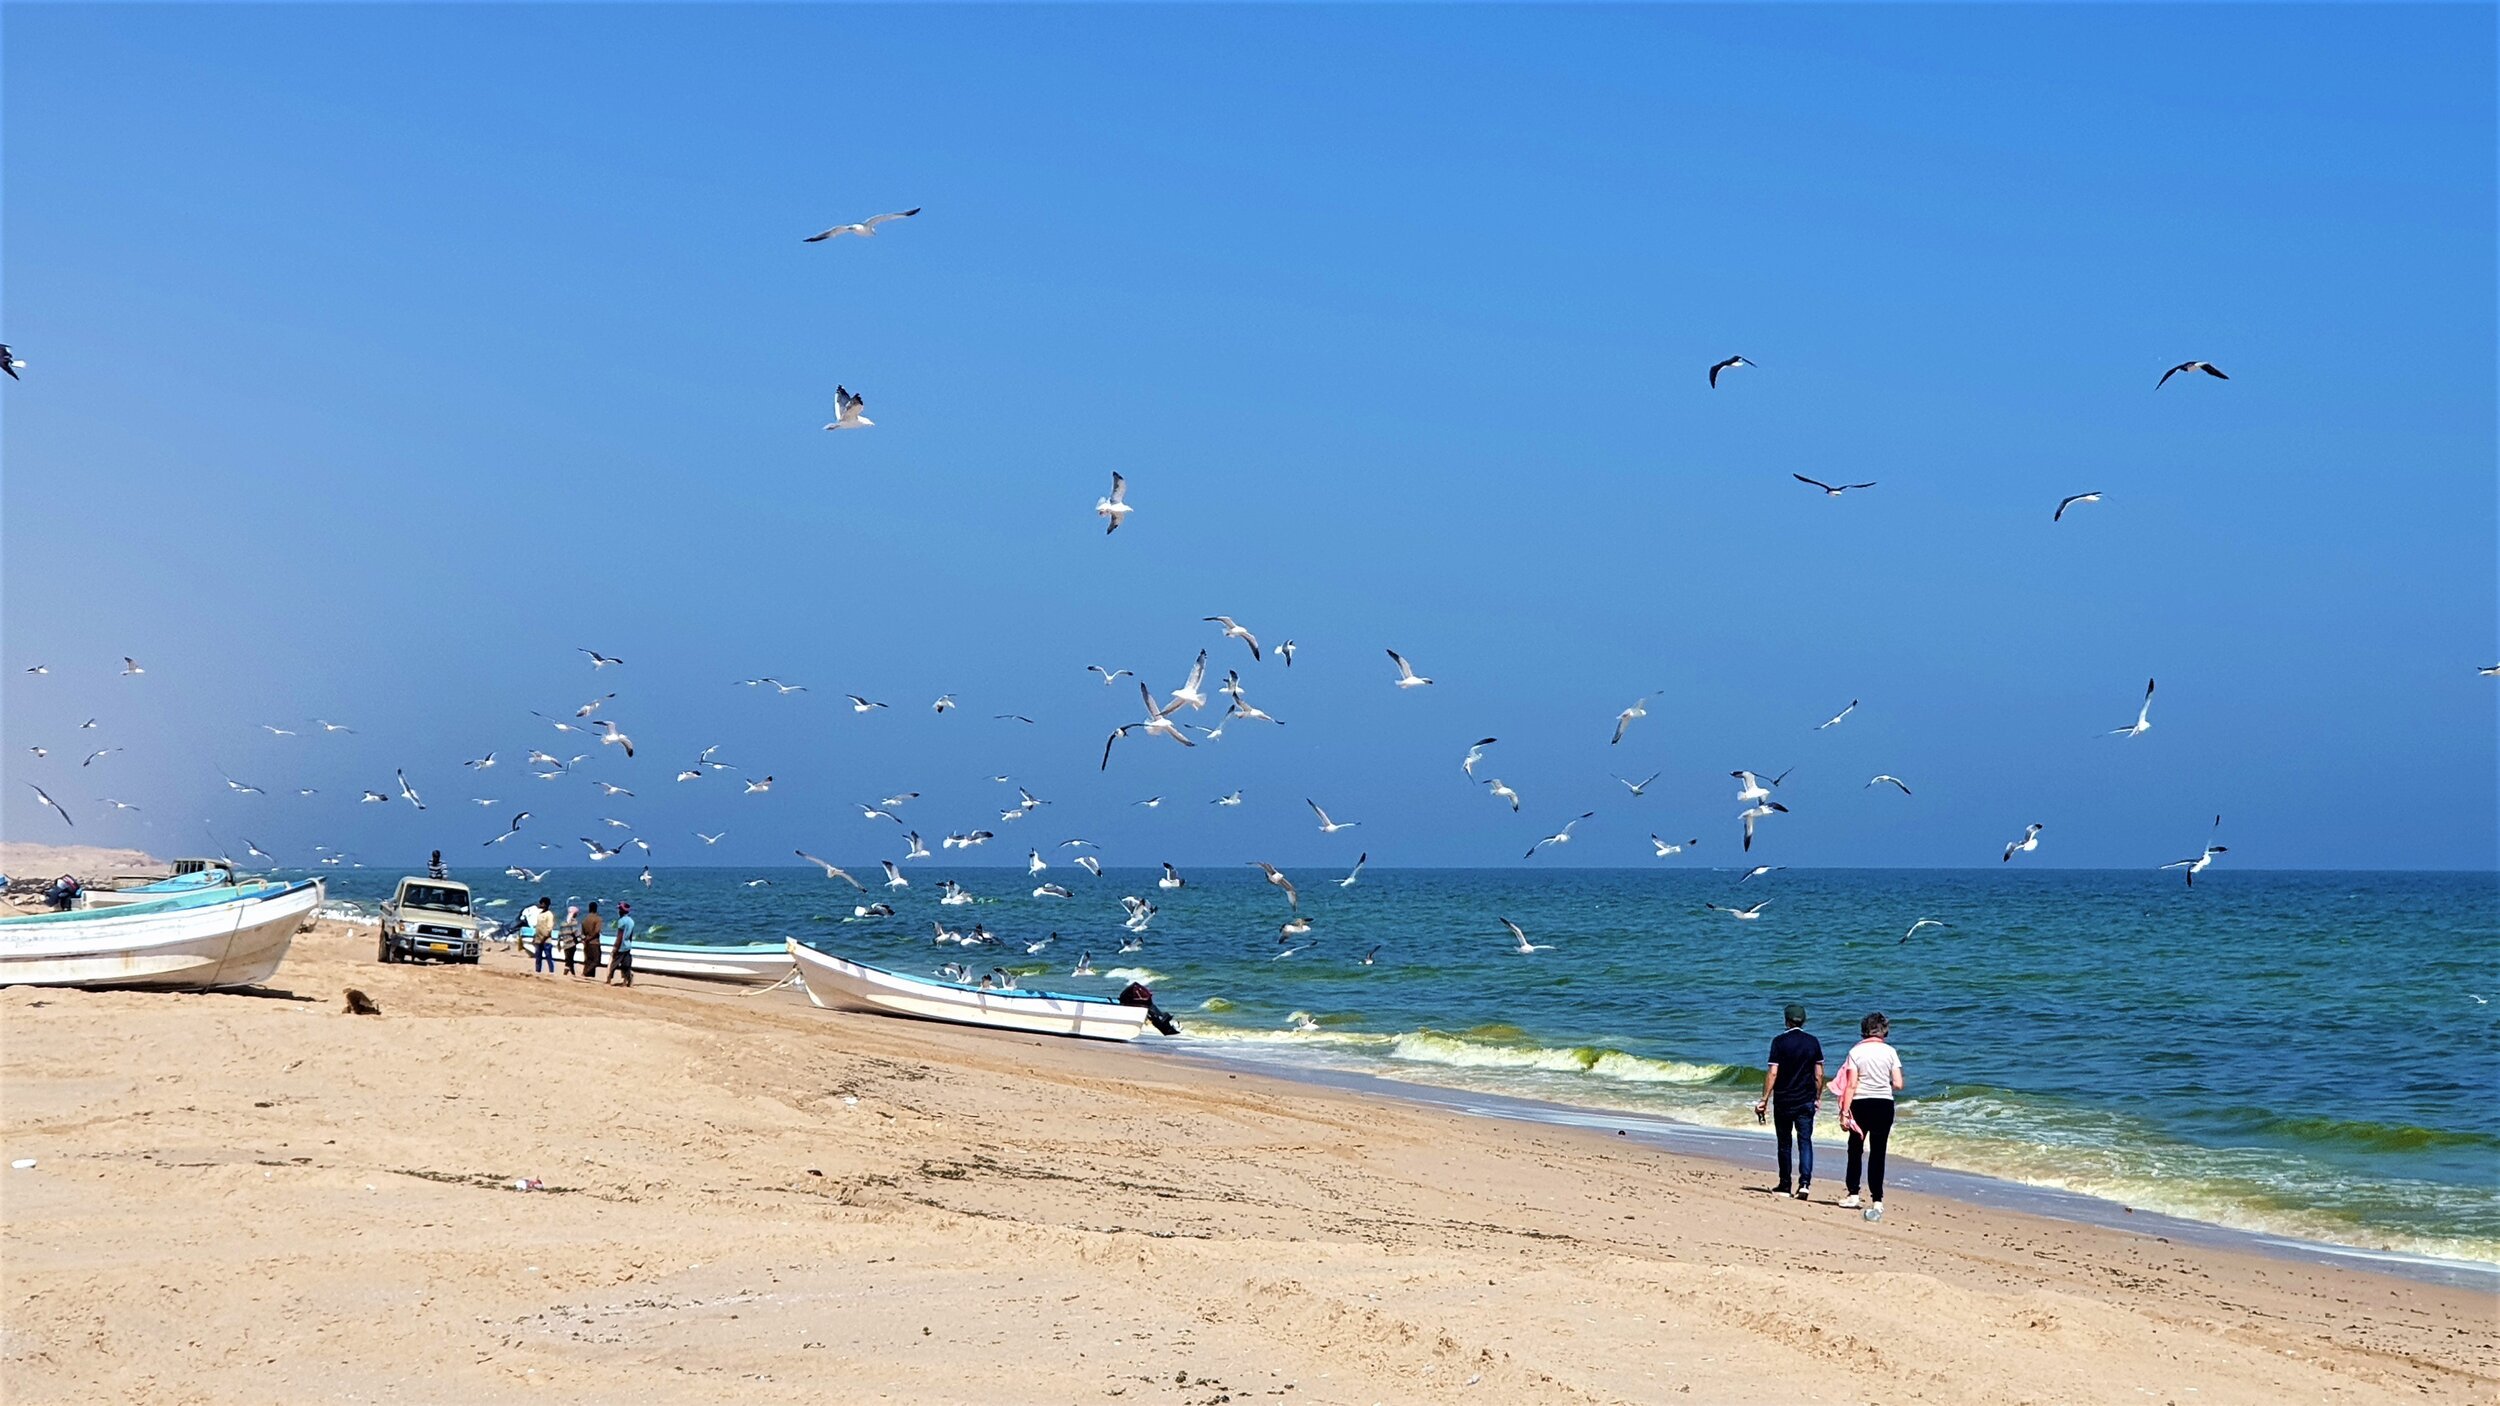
top-left (378, 877), bottom-right (482, 964)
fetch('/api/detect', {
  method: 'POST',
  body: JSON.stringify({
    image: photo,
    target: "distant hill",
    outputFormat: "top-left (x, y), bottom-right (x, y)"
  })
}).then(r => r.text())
top-left (0, 842), bottom-right (164, 881)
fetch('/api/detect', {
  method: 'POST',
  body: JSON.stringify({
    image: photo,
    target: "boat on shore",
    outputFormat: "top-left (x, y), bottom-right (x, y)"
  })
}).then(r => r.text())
top-left (788, 940), bottom-right (1151, 1042)
top-left (80, 858), bottom-right (244, 910)
top-left (628, 940), bottom-right (794, 983)
top-left (0, 878), bottom-right (324, 989)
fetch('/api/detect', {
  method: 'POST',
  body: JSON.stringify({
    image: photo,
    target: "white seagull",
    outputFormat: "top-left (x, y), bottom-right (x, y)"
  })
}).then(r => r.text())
top-left (1732, 769), bottom-right (1791, 805)
top-left (2054, 491), bottom-right (2103, 523)
top-left (1307, 800), bottom-right (1360, 834)
top-left (1707, 900), bottom-right (1771, 920)
top-left (1793, 474), bottom-right (1876, 497)
top-left (1525, 812), bottom-right (1594, 859)
top-left (1158, 863), bottom-right (1184, 890)
top-left (1385, 649), bottom-right (1433, 688)
top-left (1338, 853), bottom-right (1367, 887)
top-left (578, 649), bottom-right (624, 668)
top-left (1815, 700), bottom-right (1859, 730)
top-left (1867, 775), bottom-right (1912, 796)
top-left (803, 207), bottom-right (920, 242)
top-left (395, 769), bottom-right (426, 810)
top-left (1205, 616), bottom-right (1261, 661)
top-left (1611, 697), bottom-right (1650, 746)
top-left (2157, 360), bottom-right (2228, 389)
top-left (593, 720), bottom-right (636, 757)
top-left (1707, 355), bottom-right (1752, 388)
top-left (1901, 919), bottom-right (1948, 944)
top-left (1484, 778), bottom-right (1521, 812)
top-left (1088, 666), bottom-right (1135, 686)
top-left (1251, 861), bottom-right (1298, 909)
top-left (2107, 678), bottom-right (2156, 738)
top-left (121, 657), bottom-right (145, 676)
top-left (1740, 801), bottom-right (1789, 852)
top-left (1094, 472), bottom-right (1133, 534)
top-left (824, 385), bottom-right (873, 431)
top-left (1462, 737), bottom-right (1497, 777)
top-left (795, 851), bottom-right (866, 889)
top-left (744, 776), bottom-right (774, 794)
top-left (27, 783), bottom-right (72, 828)
top-left (1500, 918), bottom-right (1548, 954)
top-left (1650, 835), bottom-right (1697, 857)
top-left (2002, 823), bottom-right (2044, 862)
top-left (1616, 772), bottom-right (1661, 797)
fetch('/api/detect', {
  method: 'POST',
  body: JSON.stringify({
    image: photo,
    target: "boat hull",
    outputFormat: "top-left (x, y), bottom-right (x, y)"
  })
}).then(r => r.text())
top-left (0, 880), bottom-right (323, 989)
top-left (788, 941), bottom-right (1149, 1042)
top-left (627, 941), bottom-right (794, 983)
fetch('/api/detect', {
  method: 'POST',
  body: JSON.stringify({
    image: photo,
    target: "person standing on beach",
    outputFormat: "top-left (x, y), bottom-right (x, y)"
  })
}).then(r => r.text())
top-left (530, 896), bottom-right (556, 974)
top-left (1753, 1002), bottom-right (1825, 1201)
top-left (606, 902), bottom-right (636, 987)
top-left (579, 902), bottom-right (604, 981)
top-left (1839, 1012), bottom-right (1906, 1220)
top-left (560, 904), bottom-right (581, 975)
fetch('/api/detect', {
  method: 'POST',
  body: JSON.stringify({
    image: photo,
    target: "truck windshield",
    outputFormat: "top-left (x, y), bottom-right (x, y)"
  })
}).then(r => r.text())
top-left (401, 885), bottom-right (470, 913)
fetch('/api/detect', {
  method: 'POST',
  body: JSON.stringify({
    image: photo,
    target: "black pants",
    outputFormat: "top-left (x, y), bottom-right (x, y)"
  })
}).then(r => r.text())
top-left (1845, 1099), bottom-right (1896, 1201)
top-left (1773, 1105), bottom-right (1816, 1190)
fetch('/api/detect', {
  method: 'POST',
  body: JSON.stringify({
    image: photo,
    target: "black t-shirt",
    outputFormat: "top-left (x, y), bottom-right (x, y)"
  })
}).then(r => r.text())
top-left (1768, 1028), bottom-right (1824, 1111)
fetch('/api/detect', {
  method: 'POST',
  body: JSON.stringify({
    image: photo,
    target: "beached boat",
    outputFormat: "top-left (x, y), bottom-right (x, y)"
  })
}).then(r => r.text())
top-left (788, 940), bottom-right (1150, 1042)
top-left (80, 858), bottom-right (244, 910)
top-left (0, 878), bottom-right (324, 989)
top-left (628, 939), bottom-right (795, 983)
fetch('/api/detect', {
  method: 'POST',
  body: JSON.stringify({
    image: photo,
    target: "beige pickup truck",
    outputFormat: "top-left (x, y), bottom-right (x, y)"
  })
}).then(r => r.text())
top-left (377, 877), bottom-right (481, 964)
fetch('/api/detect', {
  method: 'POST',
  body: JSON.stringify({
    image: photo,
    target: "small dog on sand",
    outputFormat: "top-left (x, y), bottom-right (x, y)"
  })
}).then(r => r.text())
top-left (343, 988), bottom-right (381, 1016)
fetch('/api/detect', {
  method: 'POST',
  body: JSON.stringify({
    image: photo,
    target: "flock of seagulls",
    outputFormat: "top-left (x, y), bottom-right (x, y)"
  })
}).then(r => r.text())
top-left (13, 214), bottom-right (2491, 994)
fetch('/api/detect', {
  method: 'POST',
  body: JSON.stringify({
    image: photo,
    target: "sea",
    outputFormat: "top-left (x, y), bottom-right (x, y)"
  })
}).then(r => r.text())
top-left (306, 864), bottom-right (2500, 1269)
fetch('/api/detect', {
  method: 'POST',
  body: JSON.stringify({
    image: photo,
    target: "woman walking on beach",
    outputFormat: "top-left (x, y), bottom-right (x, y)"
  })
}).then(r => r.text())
top-left (1839, 1012), bottom-right (1905, 1221)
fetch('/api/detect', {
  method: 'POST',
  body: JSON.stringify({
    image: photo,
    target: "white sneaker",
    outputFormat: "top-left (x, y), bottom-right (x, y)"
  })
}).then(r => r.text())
top-left (1839, 1193), bottom-right (1861, 1209)
top-left (1864, 1201), bottom-right (1884, 1223)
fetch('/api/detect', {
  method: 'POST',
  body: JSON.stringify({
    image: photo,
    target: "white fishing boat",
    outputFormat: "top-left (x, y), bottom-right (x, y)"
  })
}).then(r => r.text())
top-left (0, 878), bottom-right (323, 990)
top-left (79, 858), bottom-right (242, 909)
top-left (788, 940), bottom-right (1151, 1042)
top-left (628, 939), bottom-right (794, 983)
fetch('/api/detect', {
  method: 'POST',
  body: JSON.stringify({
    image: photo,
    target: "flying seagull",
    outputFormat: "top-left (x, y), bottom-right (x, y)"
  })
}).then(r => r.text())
top-left (1901, 918), bottom-right (1948, 944)
top-left (100, 798), bottom-right (141, 811)
top-left (1462, 738), bottom-right (1497, 777)
top-left (1815, 699), bottom-right (1859, 730)
top-left (1307, 799), bottom-right (1360, 834)
top-left (1708, 355), bottom-right (1752, 388)
top-left (1867, 775), bottom-right (1913, 796)
top-left (260, 724), bottom-right (297, 737)
top-left (2157, 360), bottom-right (2228, 389)
top-left (592, 720), bottom-right (635, 757)
top-left (2107, 678), bottom-right (2156, 739)
top-left (744, 775), bottom-right (774, 794)
top-left (1500, 917), bottom-right (1548, 954)
top-left (81, 748), bottom-right (121, 767)
top-left (1706, 900), bottom-right (1772, 920)
top-left (1251, 861), bottom-right (1298, 909)
top-left (795, 851), bottom-right (867, 889)
top-left (1793, 474), bottom-right (1877, 497)
top-left (1095, 472), bottom-right (1132, 535)
top-left (483, 811), bottom-right (533, 846)
top-left (1732, 769), bottom-right (1792, 805)
top-left (803, 207), bottom-right (920, 242)
top-left (1385, 649), bottom-right (1433, 688)
top-left (392, 769), bottom-right (426, 810)
top-left (825, 385), bottom-right (873, 431)
top-left (1650, 835), bottom-right (1697, 857)
top-left (1483, 778), bottom-right (1521, 812)
top-left (0, 345), bottom-right (22, 380)
top-left (1526, 812), bottom-right (1594, 859)
top-left (578, 648), bottom-right (624, 668)
top-left (1611, 697), bottom-right (1649, 746)
top-left (121, 657), bottom-right (145, 676)
top-left (1616, 772), bottom-right (1661, 797)
top-left (1277, 640), bottom-right (1296, 667)
top-left (1338, 853), bottom-right (1367, 888)
top-left (579, 836), bottom-right (626, 861)
top-left (1088, 666), bottom-right (1134, 686)
top-left (1204, 615), bottom-right (1261, 661)
top-left (844, 695), bottom-right (889, 713)
top-left (2161, 843), bottom-right (2230, 887)
top-left (359, 790), bottom-right (390, 804)
top-left (27, 783), bottom-right (71, 827)
top-left (2054, 491), bottom-right (2103, 523)
top-left (2002, 823), bottom-right (2044, 862)
top-left (1740, 801), bottom-right (1788, 852)
top-left (314, 719), bottom-right (354, 733)
top-left (225, 775), bottom-right (267, 795)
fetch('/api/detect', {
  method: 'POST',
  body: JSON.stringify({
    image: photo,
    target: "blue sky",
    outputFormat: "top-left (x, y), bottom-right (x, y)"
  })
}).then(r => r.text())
top-left (3, 5), bottom-right (2493, 872)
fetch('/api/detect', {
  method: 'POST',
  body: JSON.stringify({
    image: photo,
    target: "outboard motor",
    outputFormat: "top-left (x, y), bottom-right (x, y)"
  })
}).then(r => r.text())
top-left (1118, 981), bottom-right (1180, 1036)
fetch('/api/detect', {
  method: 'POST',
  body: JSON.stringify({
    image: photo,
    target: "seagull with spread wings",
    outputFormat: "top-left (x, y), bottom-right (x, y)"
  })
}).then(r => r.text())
top-left (824, 385), bottom-right (873, 431)
top-left (796, 850), bottom-right (867, 889)
top-left (2157, 360), bottom-right (2228, 389)
top-left (803, 207), bottom-right (920, 242)
top-left (1095, 472), bottom-right (1133, 534)
top-left (2054, 491), bottom-right (2103, 522)
top-left (1794, 474), bottom-right (1876, 497)
top-left (1385, 649), bottom-right (1433, 688)
top-left (1708, 355), bottom-right (1753, 388)
top-left (2107, 678), bottom-right (2156, 738)
top-left (1525, 812), bottom-right (1594, 859)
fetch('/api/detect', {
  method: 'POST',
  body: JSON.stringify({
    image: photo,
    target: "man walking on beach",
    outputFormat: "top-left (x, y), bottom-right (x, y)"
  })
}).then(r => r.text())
top-left (1754, 1002), bottom-right (1825, 1201)
top-left (605, 902), bottom-right (636, 987)
top-left (579, 901), bottom-right (604, 981)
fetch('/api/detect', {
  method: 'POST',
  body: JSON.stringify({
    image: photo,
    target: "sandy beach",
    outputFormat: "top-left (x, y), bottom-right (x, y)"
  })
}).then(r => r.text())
top-left (0, 922), bottom-right (2489, 1405)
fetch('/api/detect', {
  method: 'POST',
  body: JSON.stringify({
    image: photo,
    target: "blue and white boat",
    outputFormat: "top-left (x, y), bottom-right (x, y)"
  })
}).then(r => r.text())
top-left (628, 939), bottom-right (794, 984)
top-left (788, 940), bottom-right (1150, 1042)
top-left (0, 877), bottom-right (323, 989)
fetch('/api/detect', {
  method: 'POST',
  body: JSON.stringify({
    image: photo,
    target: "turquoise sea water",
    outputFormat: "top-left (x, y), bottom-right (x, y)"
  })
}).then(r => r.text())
top-left (310, 865), bottom-right (2500, 1264)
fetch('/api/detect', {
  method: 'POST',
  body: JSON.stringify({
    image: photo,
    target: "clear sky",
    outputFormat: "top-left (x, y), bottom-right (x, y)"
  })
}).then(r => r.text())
top-left (3, 5), bottom-right (2493, 873)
